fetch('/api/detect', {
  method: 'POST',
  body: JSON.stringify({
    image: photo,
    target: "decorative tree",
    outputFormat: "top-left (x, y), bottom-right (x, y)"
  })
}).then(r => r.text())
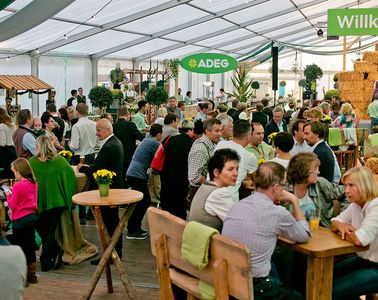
top-left (88, 86), bottom-right (113, 112)
top-left (324, 89), bottom-right (340, 100)
top-left (145, 86), bottom-right (169, 123)
top-left (303, 64), bottom-right (323, 99)
top-left (227, 68), bottom-right (254, 102)
top-left (251, 81), bottom-right (260, 99)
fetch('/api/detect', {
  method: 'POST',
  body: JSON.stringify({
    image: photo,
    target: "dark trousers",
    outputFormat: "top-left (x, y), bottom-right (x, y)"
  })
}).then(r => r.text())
top-left (35, 207), bottom-right (64, 270)
top-left (126, 176), bottom-right (151, 233)
top-left (99, 206), bottom-right (122, 258)
top-left (11, 214), bottom-right (37, 265)
top-left (253, 276), bottom-right (303, 300)
top-left (333, 256), bottom-right (378, 300)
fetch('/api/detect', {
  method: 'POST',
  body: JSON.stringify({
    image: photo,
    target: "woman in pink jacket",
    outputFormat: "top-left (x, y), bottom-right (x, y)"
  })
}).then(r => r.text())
top-left (5, 158), bottom-right (38, 284)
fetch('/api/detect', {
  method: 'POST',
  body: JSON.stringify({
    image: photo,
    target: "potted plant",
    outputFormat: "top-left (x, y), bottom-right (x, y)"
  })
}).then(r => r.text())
top-left (324, 89), bottom-right (340, 101)
top-left (227, 68), bottom-right (254, 102)
top-left (88, 86), bottom-right (113, 112)
top-left (93, 169), bottom-right (116, 197)
top-left (304, 64), bottom-right (323, 100)
top-left (145, 86), bottom-right (169, 123)
top-left (279, 81), bottom-right (286, 87)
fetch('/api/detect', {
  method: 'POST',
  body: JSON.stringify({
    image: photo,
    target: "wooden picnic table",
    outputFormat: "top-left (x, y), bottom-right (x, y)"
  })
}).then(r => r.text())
top-left (73, 189), bottom-right (143, 300)
top-left (278, 227), bottom-right (368, 300)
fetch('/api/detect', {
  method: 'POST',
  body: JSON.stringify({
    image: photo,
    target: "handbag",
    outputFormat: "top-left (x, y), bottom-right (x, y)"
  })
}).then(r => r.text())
top-left (150, 135), bottom-right (171, 173)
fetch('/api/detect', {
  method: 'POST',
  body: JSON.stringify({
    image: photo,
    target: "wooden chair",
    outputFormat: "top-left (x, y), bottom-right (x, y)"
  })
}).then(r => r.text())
top-left (147, 207), bottom-right (253, 300)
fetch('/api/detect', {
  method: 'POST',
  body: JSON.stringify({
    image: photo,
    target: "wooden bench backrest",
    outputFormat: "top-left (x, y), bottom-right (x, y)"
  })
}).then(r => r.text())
top-left (147, 207), bottom-right (253, 300)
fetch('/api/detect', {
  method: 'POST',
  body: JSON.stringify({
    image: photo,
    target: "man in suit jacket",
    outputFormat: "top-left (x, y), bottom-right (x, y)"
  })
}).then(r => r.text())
top-left (252, 103), bottom-right (269, 129)
top-left (264, 106), bottom-right (288, 143)
top-left (303, 121), bottom-right (335, 182)
top-left (78, 118), bottom-right (124, 262)
top-left (113, 106), bottom-right (144, 180)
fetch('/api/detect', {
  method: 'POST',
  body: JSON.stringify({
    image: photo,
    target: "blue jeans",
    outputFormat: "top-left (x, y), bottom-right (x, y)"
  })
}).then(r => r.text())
top-left (333, 256), bottom-right (378, 300)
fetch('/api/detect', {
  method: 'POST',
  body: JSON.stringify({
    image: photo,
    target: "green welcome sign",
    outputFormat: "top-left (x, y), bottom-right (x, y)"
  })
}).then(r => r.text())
top-left (180, 53), bottom-right (238, 74)
top-left (328, 8), bottom-right (378, 36)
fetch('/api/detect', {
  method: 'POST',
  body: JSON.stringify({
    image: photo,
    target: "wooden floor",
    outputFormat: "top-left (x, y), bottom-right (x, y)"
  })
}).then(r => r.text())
top-left (23, 215), bottom-right (160, 300)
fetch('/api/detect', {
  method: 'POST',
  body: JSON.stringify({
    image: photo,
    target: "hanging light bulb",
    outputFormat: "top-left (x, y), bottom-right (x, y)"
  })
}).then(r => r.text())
top-left (64, 34), bottom-right (68, 39)
top-left (6, 57), bottom-right (10, 61)
top-left (35, 48), bottom-right (39, 54)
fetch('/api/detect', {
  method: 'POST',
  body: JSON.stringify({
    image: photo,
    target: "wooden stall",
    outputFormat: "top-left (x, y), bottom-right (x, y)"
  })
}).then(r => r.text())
top-left (0, 75), bottom-right (53, 115)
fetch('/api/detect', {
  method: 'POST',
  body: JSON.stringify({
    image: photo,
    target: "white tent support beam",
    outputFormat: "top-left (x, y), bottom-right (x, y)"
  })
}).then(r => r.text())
top-left (0, 0), bottom-right (75, 42)
top-left (31, 55), bottom-right (40, 116)
top-left (91, 58), bottom-right (98, 88)
top-left (91, 0), bottom-right (269, 59)
top-left (133, 0), bottom-right (328, 62)
top-left (34, 0), bottom-right (192, 56)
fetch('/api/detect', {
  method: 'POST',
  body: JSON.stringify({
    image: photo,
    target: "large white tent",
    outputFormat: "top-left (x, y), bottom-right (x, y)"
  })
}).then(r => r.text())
top-left (0, 0), bottom-right (377, 114)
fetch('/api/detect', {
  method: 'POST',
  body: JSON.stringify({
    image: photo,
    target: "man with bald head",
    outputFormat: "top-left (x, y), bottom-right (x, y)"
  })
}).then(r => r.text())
top-left (78, 118), bottom-right (124, 263)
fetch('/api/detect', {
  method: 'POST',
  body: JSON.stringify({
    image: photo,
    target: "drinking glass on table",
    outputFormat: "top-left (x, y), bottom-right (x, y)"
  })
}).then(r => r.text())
top-left (309, 208), bottom-right (321, 230)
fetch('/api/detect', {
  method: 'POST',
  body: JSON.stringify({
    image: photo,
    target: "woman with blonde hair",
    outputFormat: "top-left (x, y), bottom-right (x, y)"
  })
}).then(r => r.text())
top-left (331, 102), bottom-right (356, 128)
top-left (331, 166), bottom-right (378, 299)
top-left (29, 136), bottom-right (75, 271)
top-left (155, 107), bottom-right (167, 126)
top-left (0, 107), bottom-right (17, 178)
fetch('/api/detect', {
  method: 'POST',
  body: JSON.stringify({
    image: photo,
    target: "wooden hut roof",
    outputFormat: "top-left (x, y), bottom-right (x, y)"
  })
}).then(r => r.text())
top-left (0, 75), bottom-right (53, 90)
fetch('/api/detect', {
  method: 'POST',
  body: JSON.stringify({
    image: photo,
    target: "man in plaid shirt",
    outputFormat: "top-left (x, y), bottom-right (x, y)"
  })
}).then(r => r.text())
top-left (187, 119), bottom-right (222, 207)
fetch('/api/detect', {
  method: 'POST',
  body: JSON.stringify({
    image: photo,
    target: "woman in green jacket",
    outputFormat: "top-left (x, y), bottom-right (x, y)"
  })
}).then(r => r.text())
top-left (286, 152), bottom-right (346, 228)
top-left (29, 136), bottom-right (75, 272)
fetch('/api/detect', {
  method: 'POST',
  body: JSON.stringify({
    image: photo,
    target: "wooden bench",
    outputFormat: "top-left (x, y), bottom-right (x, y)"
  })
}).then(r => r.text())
top-left (147, 207), bottom-right (253, 300)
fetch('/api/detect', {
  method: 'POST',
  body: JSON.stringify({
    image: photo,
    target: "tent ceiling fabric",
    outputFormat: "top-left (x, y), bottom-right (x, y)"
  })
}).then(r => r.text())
top-left (0, 0), bottom-right (377, 62)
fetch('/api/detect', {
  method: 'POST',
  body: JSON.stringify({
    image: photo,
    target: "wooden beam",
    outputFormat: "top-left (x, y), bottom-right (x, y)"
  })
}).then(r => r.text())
top-left (347, 36), bottom-right (361, 50)
top-left (343, 35), bottom-right (347, 71)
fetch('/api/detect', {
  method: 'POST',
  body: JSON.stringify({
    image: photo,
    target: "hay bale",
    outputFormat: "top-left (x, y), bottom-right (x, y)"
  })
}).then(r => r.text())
top-left (354, 61), bottom-right (378, 72)
top-left (368, 72), bottom-right (378, 81)
top-left (363, 52), bottom-right (378, 65)
top-left (375, 43), bottom-right (378, 51)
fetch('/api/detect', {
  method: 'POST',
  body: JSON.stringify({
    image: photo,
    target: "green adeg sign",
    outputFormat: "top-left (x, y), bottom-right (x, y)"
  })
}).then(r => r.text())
top-left (328, 8), bottom-right (378, 36)
top-left (180, 53), bottom-right (238, 74)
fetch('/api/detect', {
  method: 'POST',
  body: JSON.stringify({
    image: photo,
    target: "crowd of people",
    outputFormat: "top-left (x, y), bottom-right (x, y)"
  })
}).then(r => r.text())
top-left (0, 88), bottom-right (378, 299)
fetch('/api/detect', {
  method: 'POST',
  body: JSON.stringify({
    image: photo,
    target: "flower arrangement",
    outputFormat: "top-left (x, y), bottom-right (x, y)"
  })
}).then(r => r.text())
top-left (129, 106), bottom-right (138, 114)
top-left (184, 117), bottom-right (193, 121)
top-left (58, 150), bottom-right (72, 162)
top-left (268, 132), bottom-right (278, 140)
top-left (93, 169), bottom-right (116, 185)
top-left (258, 158), bottom-right (266, 165)
top-left (322, 115), bottom-right (332, 126)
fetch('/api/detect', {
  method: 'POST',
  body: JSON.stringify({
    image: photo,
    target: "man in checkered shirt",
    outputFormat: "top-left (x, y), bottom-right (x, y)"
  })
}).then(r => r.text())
top-left (187, 119), bottom-right (222, 207)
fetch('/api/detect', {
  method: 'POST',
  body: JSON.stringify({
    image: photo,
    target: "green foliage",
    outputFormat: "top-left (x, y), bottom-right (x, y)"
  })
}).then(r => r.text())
top-left (163, 59), bottom-right (180, 79)
top-left (251, 81), bottom-right (260, 89)
top-left (157, 80), bottom-right (165, 88)
top-left (298, 79), bottom-right (307, 88)
top-left (333, 73), bottom-right (339, 82)
top-left (324, 89), bottom-right (340, 100)
top-left (111, 89), bottom-right (124, 100)
top-left (141, 80), bottom-right (151, 93)
top-left (279, 80), bottom-right (286, 87)
top-left (303, 64), bottom-right (323, 82)
top-left (88, 86), bottom-right (113, 109)
top-left (145, 87), bottom-right (168, 107)
top-left (227, 68), bottom-right (254, 102)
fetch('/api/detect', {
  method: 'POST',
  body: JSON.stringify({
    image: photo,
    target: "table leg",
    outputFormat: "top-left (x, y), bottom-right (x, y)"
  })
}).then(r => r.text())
top-left (306, 256), bottom-right (334, 300)
top-left (104, 205), bottom-right (137, 299)
top-left (83, 205), bottom-right (137, 300)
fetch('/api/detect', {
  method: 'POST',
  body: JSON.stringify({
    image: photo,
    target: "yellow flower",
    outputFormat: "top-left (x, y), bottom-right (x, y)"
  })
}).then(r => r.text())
top-left (258, 159), bottom-right (266, 165)
top-left (268, 132), bottom-right (278, 140)
top-left (93, 169), bottom-right (116, 185)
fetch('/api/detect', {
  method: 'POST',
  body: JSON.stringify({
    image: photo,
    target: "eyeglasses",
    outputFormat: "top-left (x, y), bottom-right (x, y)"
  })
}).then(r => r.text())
top-left (309, 169), bottom-right (319, 175)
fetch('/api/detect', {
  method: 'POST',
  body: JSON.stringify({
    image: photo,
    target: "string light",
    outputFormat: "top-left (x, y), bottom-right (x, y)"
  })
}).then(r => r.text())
top-left (64, 34), bottom-right (68, 39)
top-left (35, 48), bottom-right (39, 54)
top-left (6, 57), bottom-right (9, 61)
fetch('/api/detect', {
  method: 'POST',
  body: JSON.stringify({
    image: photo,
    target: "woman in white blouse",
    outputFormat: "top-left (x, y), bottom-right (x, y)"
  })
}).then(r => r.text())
top-left (331, 166), bottom-right (378, 299)
top-left (0, 108), bottom-right (17, 178)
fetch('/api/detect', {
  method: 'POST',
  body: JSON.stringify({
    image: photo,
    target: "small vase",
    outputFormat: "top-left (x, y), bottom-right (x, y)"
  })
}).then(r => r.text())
top-left (98, 184), bottom-right (109, 197)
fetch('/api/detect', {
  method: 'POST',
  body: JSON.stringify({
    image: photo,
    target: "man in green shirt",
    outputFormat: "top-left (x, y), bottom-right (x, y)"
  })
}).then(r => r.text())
top-left (133, 100), bottom-right (149, 133)
top-left (246, 122), bottom-right (275, 162)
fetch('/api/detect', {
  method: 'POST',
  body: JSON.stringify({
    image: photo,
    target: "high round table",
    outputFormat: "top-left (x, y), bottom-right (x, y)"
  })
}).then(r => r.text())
top-left (72, 189), bottom-right (143, 300)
